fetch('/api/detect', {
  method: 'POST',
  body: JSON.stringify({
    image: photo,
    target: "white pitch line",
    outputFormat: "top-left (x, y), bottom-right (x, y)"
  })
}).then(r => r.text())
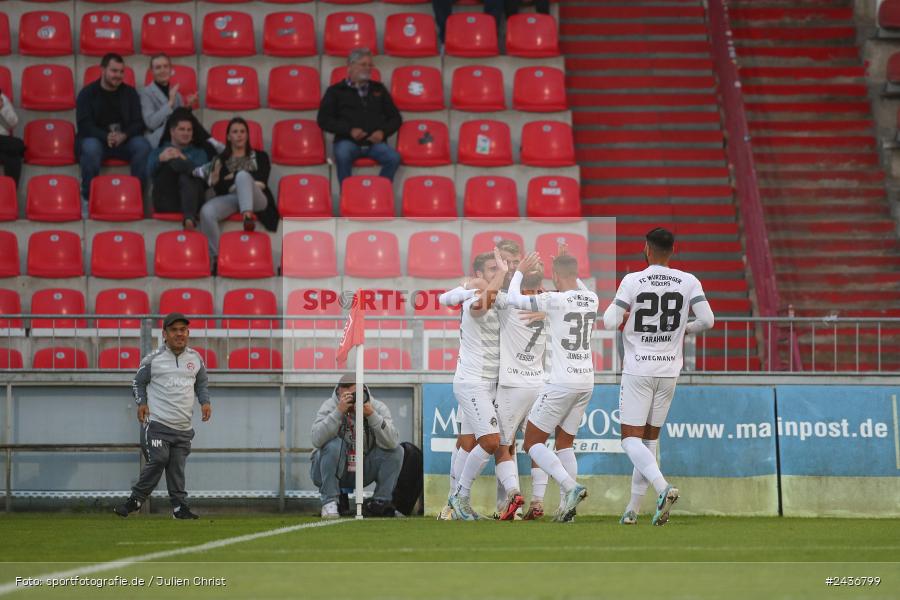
top-left (0, 519), bottom-right (350, 596)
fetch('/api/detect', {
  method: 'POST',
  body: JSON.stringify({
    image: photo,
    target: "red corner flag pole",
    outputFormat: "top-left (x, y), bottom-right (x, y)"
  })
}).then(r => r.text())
top-left (337, 291), bottom-right (365, 519)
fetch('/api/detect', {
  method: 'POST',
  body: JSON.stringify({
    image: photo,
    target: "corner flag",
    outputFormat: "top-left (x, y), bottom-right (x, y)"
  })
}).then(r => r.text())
top-left (336, 292), bottom-right (365, 364)
top-left (337, 291), bottom-right (367, 519)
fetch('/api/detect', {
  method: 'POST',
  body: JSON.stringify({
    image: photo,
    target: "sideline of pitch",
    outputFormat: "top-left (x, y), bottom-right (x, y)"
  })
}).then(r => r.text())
top-left (0, 518), bottom-right (351, 596)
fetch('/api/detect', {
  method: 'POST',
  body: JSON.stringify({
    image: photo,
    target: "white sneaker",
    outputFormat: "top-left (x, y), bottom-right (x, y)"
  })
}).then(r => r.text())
top-left (320, 501), bottom-right (340, 519)
top-left (437, 504), bottom-right (455, 520)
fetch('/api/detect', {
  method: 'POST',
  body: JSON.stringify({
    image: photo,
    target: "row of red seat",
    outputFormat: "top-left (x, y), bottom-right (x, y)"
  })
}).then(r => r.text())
top-left (1, 174), bottom-right (581, 221)
top-left (0, 228), bottom-right (589, 279)
top-left (0, 345), bottom-right (460, 371)
top-left (6, 63), bottom-right (567, 113)
top-left (18, 118), bottom-right (575, 168)
top-left (0, 11), bottom-right (558, 58)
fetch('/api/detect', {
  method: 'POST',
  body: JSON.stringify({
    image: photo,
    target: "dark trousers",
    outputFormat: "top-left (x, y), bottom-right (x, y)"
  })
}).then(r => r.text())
top-left (132, 420), bottom-right (195, 507)
top-left (433, 0), bottom-right (506, 42)
top-left (151, 158), bottom-right (204, 221)
top-left (0, 135), bottom-right (24, 185)
top-left (310, 437), bottom-right (405, 505)
top-left (505, 0), bottom-right (549, 16)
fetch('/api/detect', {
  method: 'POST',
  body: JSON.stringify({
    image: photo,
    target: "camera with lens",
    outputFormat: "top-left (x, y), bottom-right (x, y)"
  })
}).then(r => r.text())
top-left (348, 388), bottom-right (370, 404)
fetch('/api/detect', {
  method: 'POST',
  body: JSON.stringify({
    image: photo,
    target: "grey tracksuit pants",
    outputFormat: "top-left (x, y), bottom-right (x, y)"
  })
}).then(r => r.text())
top-left (132, 420), bottom-right (195, 506)
top-left (310, 437), bottom-right (404, 505)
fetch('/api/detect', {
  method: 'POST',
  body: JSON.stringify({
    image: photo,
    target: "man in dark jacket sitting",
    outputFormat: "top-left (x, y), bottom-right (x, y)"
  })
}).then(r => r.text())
top-left (316, 48), bottom-right (402, 186)
top-left (76, 53), bottom-right (151, 209)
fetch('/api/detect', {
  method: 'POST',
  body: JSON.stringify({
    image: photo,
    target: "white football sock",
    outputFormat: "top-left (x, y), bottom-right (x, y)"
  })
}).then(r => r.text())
top-left (626, 439), bottom-right (657, 513)
top-left (457, 444), bottom-right (491, 496)
top-left (496, 460), bottom-right (519, 495)
top-left (495, 475), bottom-right (506, 508)
top-left (621, 437), bottom-right (668, 495)
top-left (556, 448), bottom-right (577, 506)
top-left (451, 448), bottom-right (469, 496)
top-left (531, 467), bottom-right (548, 502)
top-left (448, 446), bottom-right (458, 497)
top-left (528, 443), bottom-right (575, 493)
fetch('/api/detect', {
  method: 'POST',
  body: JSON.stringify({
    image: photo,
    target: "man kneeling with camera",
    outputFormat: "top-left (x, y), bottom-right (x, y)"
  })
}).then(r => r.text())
top-left (310, 373), bottom-right (404, 518)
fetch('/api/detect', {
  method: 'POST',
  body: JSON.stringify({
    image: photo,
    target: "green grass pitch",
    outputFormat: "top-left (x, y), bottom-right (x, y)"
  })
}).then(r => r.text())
top-left (0, 514), bottom-right (898, 599)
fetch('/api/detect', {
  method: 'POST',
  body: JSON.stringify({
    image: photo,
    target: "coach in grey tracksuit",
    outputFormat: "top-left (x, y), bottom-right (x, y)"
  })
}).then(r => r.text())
top-left (115, 312), bottom-right (211, 519)
top-left (310, 374), bottom-right (403, 517)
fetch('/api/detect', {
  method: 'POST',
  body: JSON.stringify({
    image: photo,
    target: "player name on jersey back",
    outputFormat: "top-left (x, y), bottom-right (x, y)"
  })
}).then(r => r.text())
top-left (454, 296), bottom-right (501, 382)
top-left (495, 291), bottom-right (547, 387)
top-left (615, 265), bottom-right (706, 377)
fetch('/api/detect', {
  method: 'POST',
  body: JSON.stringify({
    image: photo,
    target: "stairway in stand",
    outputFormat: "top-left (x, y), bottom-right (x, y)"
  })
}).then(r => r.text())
top-left (560, 0), bottom-right (759, 371)
top-left (730, 0), bottom-right (900, 370)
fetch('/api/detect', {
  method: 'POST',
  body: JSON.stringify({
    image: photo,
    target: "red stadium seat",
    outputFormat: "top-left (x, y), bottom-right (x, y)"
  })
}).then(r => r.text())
top-left (401, 175), bottom-right (456, 220)
top-left (217, 231), bottom-right (275, 278)
top-left (141, 11), bottom-right (195, 56)
top-left (360, 289), bottom-right (407, 330)
top-left (91, 231), bottom-right (147, 279)
top-left (384, 13), bottom-right (438, 57)
top-left (344, 231), bottom-right (401, 278)
top-left (457, 120), bottom-right (512, 166)
top-left (330, 66), bottom-right (382, 86)
top-left (211, 119), bottom-right (263, 150)
top-left (84, 64), bottom-right (136, 88)
top-left (278, 174), bottom-right (332, 219)
top-left (534, 233), bottom-right (590, 278)
top-left (293, 348), bottom-right (340, 370)
top-left (414, 291), bottom-right (461, 329)
top-left (33, 347), bottom-right (88, 370)
top-left (888, 52), bottom-right (900, 84)
top-left (31, 288), bottom-right (87, 329)
top-left (470, 231), bottom-right (524, 258)
top-left (27, 230), bottom-right (83, 277)
top-left (21, 64), bottom-right (75, 111)
top-left (0, 177), bottom-right (14, 221)
top-left (158, 288), bottom-right (215, 328)
top-left (445, 13), bottom-right (498, 57)
top-left (521, 121), bottom-right (575, 167)
top-left (408, 231), bottom-right (463, 278)
top-left (390, 66), bottom-right (444, 111)
top-left (340, 176), bottom-right (394, 218)
top-left (80, 11), bottom-right (134, 56)
top-left (268, 65), bottom-right (320, 110)
top-left (0, 289), bottom-right (22, 328)
top-left (463, 176), bottom-right (519, 219)
top-left (364, 347), bottom-right (411, 370)
top-left (193, 347), bottom-right (218, 369)
top-left (324, 12), bottom-right (376, 57)
top-left (0, 349), bottom-right (23, 370)
top-left (95, 288), bottom-right (149, 329)
top-left (154, 231), bottom-right (211, 278)
top-left (526, 176), bottom-right (581, 220)
top-left (506, 14), bottom-right (559, 58)
top-left (282, 230), bottom-right (338, 278)
top-left (24, 120), bottom-right (75, 166)
top-left (206, 65), bottom-right (260, 110)
top-left (272, 120), bottom-right (325, 165)
top-left (228, 347), bottom-right (282, 370)
top-left (142, 64), bottom-right (197, 106)
top-left (98, 347), bottom-right (141, 370)
top-left (513, 66), bottom-right (567, 112)
top-left (429, 348), bottom-right (458, 371)
top-left (0, 67), bottom-right (11, 105)
top-left (451, 66), bottom-right (505, 112)
top-left (89, 175), bottom-right (143, 221)
top-left (396, 120), bottom-right (450, 166)
top-left (0, 14), bottom-right (9, 56)
top-left (285, 288), bottom-right (342, 329)
top-left (202, 11), bottom-right (255, 56)
top-left (223, 288), bottom-right (279, 329)
top-left (0, 232), bottom-right (19, 277)
top-left (19, 12), bottom-right (73, 57)
top-left (26, 175), bottom-right (80, 222)
top-left (880, 0), bottom-right (900, 29)
top-left (263, 12), bottom-right (316, 57)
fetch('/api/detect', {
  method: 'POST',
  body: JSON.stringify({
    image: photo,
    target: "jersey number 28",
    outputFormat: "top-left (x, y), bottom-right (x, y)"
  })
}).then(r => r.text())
top-left (633, 292), bottom-right (683, 333)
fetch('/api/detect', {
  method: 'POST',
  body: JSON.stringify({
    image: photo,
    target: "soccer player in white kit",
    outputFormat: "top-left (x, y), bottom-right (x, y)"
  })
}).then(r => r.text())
top-left (507, 251), bottom-right (598, 522)
top-left (602, 227), bottom-right (715, 526)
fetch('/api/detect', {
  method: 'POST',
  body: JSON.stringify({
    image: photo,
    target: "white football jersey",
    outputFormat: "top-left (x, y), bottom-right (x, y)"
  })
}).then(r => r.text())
top-left (614, 265), bottom-right (707, 377)
top-left (526, 289), bottom-right (598, 389)
top-left (454, 296), bottom-right (501, 382)
top-left (494, 291), bottom-right (547, 388)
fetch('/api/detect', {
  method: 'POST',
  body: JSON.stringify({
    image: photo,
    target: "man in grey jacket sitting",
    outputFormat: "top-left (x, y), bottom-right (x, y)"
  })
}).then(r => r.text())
top-left (311, 374), bottom-right (404, 519)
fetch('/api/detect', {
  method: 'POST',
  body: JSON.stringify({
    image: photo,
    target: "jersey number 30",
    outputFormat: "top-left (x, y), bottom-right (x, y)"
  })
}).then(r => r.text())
top-left (562, 312), bottom-right (596, 351)
top-left (633, 292), bottom-right (683, 333)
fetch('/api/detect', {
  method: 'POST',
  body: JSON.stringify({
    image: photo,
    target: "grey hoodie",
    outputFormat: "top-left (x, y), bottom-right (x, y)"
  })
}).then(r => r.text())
top-left (310, 384), bottom-right (400, 452)
top-left (132, 345), bottom-right (209, 431)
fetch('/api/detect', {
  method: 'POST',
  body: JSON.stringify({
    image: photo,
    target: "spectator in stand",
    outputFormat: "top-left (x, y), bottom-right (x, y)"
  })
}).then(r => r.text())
top-left (147, 114), bottom-right (208, 230)
top-left (140, 53), bottom-right (223, 157)
top-left (433, 0), bottom-right (505, 45)
top-left (505, 0), bottom-right (550, 17)
top-left (0, 88), bottom-right (24, 187)
top-left (198, 117), bottom-right (279, 274)
top-left (317, 48), bottom-right (402, 186)
top-left (76, 53), bottom-right (151, 213)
